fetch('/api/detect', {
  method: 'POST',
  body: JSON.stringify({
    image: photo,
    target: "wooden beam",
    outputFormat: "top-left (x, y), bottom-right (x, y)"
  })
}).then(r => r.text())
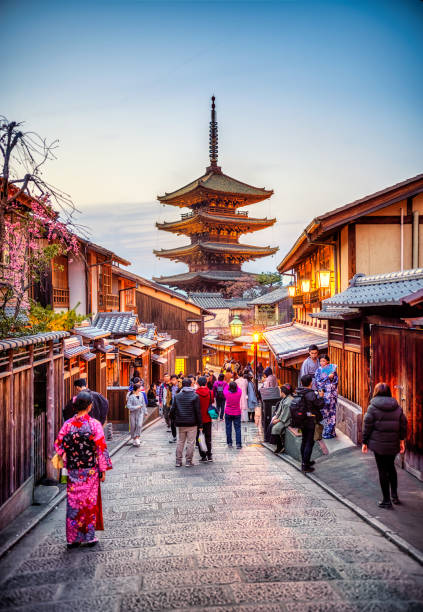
top-left (356, 215), bottom-right (423, 224)
top-left (348, 224), bottom-right (356, 280)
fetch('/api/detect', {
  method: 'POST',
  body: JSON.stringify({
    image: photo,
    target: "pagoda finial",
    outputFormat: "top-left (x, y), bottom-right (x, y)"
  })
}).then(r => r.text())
top-left (207, 95), bottom-right (221, 173)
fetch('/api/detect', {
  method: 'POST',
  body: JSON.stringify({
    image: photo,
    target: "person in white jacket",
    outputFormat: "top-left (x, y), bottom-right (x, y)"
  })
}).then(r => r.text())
top-left (127, 383), bottom-right (148, 446)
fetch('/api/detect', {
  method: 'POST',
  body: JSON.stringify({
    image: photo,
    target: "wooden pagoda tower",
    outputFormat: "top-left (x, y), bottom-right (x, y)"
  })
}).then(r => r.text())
top-left (153, 97), bottom-right (278, 292)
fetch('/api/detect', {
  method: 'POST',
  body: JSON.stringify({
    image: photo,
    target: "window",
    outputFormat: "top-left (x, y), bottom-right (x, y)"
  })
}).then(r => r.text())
top-left (187, 321), bottom-right (199, 334)
top-left (175, 358), bottom-right (186, 375)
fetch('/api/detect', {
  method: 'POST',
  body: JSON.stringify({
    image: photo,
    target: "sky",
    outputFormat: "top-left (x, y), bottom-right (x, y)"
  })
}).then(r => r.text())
top-left (2, 0), bottom-right (423, 282)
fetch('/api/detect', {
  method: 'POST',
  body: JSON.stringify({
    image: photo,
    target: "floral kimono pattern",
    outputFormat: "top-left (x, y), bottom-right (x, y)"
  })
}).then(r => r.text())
top-left (55, 414), bottom-right (112, 544)
top-left (314, 366), bottom-right (339, 439)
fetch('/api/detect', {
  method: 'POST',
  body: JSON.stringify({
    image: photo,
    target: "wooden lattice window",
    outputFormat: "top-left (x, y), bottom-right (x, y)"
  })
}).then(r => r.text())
top-left (175, 358), bottom-right (186, 375)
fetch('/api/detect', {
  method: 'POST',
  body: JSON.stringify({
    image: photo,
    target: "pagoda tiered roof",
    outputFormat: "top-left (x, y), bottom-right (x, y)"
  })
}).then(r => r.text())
top-left (158, 170), bottom-right (273, 207)
top-left (154, 241), bottom-right (278, 262)
top-left (153, 269), bottom-right (256, 291)
top-left (156, 209), bottom-right (276, 235)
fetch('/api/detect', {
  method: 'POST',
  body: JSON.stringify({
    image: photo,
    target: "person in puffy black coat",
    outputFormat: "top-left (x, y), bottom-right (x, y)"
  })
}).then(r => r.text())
top-left (170, 378), bottom-right (202, 467)
top-left (362, 382), bottom-right (407, 508)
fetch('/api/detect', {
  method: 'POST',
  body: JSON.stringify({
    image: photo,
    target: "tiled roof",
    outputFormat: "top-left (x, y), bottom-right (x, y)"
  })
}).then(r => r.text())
top-left (155, 270), bottom-right (255, 284)
top-left (322, 268), bottom-right (423, 308)
top-left (189, 293), bottom-right (251, 310)
top-left (310, 307), bottom-right (361, 321)
top-left (154, 241), bottom-right (278, 258)
top-left (263, 323), bottom-right (327, 361)
top-left (73, 326), bottom-right (111, 340)
top-left (158, 170), bottom-right (273, 204)
top-left (93, 311), bottom-right (139, 335)
top-left (0, 331), bottom-right (69, 352)
top-left (248, 286), bottom-right (290, 305)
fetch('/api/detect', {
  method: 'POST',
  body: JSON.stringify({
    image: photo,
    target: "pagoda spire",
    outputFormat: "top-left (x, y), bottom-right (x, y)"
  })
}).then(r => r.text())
top-left (207, 95), bottom-right (221, 174)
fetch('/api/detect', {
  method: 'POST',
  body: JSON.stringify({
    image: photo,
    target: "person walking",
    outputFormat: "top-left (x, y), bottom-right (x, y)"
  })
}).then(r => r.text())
top-left (171, 378), bottom-right (202, 467)
top-left (362, 383), bottom-right (407, 508)
top-left (160, 374), bottom-right (173, 432)
top-left (246, 374), bottom-right (258, 422)
top-left (63, 378), bottom-right (109, 425)
top-left (147, 383), bottom-right (158, 407)
top-left (54, 391), bottom-right (112, 549)
top-left (236, 372), bottom-right (249, 422)
top-left (196, 376), bottom-right (214, 462)
top-left (224, 368), bottom-right (233, 384)
top-left (314, 354), bottom-right (338, 439)
top-left (168, 374), bottom-right (180, 443)
top-left (127, 382), bottom-right (148, 446)
top-left (269, 383), bottom-right (294, 453)
top-left (213, 373), bottom-right (227, 420)
top-left (224, 381), bottom-right (243, 449)
top-left (294, 374), bottom-right (324, 472)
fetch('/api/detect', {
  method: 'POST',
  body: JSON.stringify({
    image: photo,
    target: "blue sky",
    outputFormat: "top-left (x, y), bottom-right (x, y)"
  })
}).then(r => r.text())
top-left (3, 0), bottom-right (423, 280)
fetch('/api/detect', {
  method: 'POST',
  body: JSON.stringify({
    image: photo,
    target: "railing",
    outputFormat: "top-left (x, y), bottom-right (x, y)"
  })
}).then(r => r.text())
top-left (180, 207), bottom-right (249, 220)
top-left (310, 287), bottom-right (331, 303)
top-left (52, 287), bottom-right (70, 308)
top-left (293, 294), bottom-right (304, 305)
top-left (106, 294), bottom-right (119, 310)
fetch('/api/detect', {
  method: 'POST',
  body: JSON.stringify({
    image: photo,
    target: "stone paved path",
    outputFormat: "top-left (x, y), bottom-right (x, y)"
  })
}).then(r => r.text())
top-left (1, 419), bottom-right (423, 611)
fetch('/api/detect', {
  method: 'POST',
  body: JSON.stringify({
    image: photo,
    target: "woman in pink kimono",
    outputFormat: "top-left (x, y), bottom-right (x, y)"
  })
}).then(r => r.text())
top-left (236, 373), bottom-right (249, 422)
top-left (55, 391), bottom-right (112, 549)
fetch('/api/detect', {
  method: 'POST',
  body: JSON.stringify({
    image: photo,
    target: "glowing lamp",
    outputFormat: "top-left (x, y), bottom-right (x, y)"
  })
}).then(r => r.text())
top-left (318, 270), bottom-right (331, 288)
top-left (252, 332), bottom-right (260, 344)
top-left (288, 285), bottom-right (296, 298)
top-left (301, 279), bottom-right (311, 293)
top-left (229, 315), bottom-right (242, 338)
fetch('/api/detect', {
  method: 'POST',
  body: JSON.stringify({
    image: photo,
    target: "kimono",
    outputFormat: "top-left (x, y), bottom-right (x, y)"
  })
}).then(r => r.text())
top-left (55, 414), bottom-right (112, 544)
top-left (247, 381), bottom-right (258, 413)
top-left (236, 377), bottom-right (249, 421)
top-left (314, 365), bottom-right (338, 438)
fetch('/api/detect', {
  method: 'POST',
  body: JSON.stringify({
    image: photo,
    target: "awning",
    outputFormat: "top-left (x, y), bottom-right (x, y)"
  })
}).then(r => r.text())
top-left (263, 323), bottom-right (327, 365)
top-left (152, 354), bottom-right (167, 364)
top-left (136, 336), bottom-right (157, 347)
top-left (118, 346), bottom-right (145, 358)
top-left (81, 351), bottom-right (96, 362)
top-left (0, 331), bottom-right (69, 352)
top-left (117, 337), bottom-right (136, 346)
top-left (73, 326), bottom-right (111, 340)
top-left (157, 339), bottom-right (178, 350)
top-left (64, 345), bottom-right (90, 359)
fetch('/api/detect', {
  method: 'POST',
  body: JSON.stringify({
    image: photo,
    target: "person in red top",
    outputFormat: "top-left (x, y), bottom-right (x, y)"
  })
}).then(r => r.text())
top-left (196, 376), bottom-right (213, 462)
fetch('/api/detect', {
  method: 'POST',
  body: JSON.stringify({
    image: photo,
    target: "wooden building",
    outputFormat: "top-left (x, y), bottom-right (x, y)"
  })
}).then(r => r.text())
top-left (153, 97), bottom-right (277, 293)
top-left (0, 332), bottom-right (69, 529)
top-left (276, 173), bottom-right (423, 451)
top-left (247, 286), bottom-right (293, 327)
top-left (315, 269), bottom-right (423, 480)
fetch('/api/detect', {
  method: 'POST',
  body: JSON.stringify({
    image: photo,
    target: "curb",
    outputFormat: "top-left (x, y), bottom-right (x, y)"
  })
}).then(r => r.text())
top-left (261, 442), bottom-right (423, 567)
top-left (0, 417), bottom-right (161, 559)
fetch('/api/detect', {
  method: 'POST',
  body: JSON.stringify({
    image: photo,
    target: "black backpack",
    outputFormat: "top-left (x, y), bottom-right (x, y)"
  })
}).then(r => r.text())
top-left (216, 384), bottom-right (225, 401)
top-left (290, 392), bottom-right (307, 427)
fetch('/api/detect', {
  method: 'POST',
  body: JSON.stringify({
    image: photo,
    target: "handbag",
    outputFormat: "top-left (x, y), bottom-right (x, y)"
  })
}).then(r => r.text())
top-left (198, 431), bottom-right (207, 452)
top-left (51, 453), bottom-right (64, 470)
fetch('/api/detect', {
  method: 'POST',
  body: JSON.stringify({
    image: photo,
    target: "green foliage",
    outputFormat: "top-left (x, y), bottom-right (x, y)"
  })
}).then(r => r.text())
top-left (28, 302), bottom-right (87, 332)
top-left (257, 272), bottom-right (282, 288)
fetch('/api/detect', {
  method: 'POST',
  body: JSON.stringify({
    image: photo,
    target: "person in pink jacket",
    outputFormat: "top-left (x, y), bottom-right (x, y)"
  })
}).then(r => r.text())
top-left (224, 381), bottom-right (242, 448)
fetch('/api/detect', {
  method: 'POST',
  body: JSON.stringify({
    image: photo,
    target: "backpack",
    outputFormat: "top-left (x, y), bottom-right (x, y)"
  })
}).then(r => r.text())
top-left (290, 392), bottom-right (307, 428)
top-left (216, 384), bottom-right (225, 401)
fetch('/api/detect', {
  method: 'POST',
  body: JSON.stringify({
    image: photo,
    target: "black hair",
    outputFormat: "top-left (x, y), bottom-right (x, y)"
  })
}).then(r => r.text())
top-left (218, 373), bottom-right (224, 381)
top-left (74, 391), bottom-right (92, 412)
top-left (226, 368), bottom-right (232, 373)
top-left (74, 378), bottom-right (87, 388)
top-left (182, 378), bottom-right (192, 387)
top-left (280, 383), bottom-right (293, 396)
top-left (228, 381), bottom-right (238, 393)
top-left (309, 344), bottom-right (318, 352)
top-left (301, 374), bottom-right (313, 387)
top-left (197, 376), bottom-right (207, 387)
top-left (170, 374), bottom-right (177, 380)
top-left (319, 354), bottom-right (330, 362)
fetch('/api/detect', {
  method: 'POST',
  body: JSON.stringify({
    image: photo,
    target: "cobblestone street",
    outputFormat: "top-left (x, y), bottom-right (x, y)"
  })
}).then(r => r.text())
top-left (1, 420), bottom-right (423, 611)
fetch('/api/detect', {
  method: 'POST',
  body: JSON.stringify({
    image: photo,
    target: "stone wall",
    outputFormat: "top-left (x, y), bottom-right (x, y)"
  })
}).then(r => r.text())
top-left (336, 396), bottom-right (362, 445)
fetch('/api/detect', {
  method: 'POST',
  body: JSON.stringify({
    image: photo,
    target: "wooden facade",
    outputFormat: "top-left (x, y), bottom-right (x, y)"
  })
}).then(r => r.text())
top-left (0, 332), bottom-right (69, 530)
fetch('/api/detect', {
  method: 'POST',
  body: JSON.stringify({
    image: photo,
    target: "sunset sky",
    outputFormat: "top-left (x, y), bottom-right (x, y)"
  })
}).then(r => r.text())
top-left (3, 0), bottom-right (423, 282)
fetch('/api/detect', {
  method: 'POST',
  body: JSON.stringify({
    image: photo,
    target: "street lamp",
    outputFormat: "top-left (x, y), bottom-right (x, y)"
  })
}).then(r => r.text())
top-left (251, 332), bottom-right (260, 392)
top-left (230, 314), bottom-right (243, 338)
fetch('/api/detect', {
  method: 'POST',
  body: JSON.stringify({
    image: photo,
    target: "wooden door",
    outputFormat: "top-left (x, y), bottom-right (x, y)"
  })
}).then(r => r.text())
top-left (371, 327), bottom-right (402, 403)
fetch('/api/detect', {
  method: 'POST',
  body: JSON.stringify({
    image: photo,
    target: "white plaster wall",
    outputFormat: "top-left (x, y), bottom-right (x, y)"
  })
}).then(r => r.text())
top-left (340, 226), bottom-right (349, 290)
top-left (69, 257), bottom-right (87, 315)
top-left (204, 308), bottom-right (230, 330)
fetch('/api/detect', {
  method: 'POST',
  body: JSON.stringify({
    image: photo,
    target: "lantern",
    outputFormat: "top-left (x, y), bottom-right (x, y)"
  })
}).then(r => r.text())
top-left (229, 315), bottom-right (242, 338)
top-left (318, 270), bottom-right (331, 288)
top-left (252, 332), bottom-right (260, 344)
top-left (301, 279), bottom-right (311, 293)
top-left (288, 285), bottom-right (296, 298)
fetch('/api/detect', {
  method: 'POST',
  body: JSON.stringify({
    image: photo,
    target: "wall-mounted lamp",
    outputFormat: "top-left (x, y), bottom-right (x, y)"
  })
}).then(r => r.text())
top-left (288, 285), bottom-right (296, 298)
top-left (301, 279), bottom-right (311, 293)
top-left (318, 270), bottom-right (331, 288)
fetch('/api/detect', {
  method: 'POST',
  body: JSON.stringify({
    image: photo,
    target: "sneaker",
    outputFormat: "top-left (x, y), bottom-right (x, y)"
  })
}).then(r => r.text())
top-left (185, 461), bottom-right (194, 467)
top-left (169, 437), bottom-right (177, 443)
top-left (391, 495), bottom-right (401, 505)
top-left (175, 462), bottom-right (182, 467)
top-left (377, 500), bottom-right (392, 508)
top-left (227, 443), bottom-right (233, 448)
top-left (302, 465), bottom-right (315, 473)
top-left (236, 445), bottom-right (242, 449)
top-left (134, 439), bottom-right (141, 447)
top-left (199, 456), bottom-right (208, 463)
top-left (207, 456), bottom-right (213, 462)
top-left (132, 439), bottom-right (138, 446)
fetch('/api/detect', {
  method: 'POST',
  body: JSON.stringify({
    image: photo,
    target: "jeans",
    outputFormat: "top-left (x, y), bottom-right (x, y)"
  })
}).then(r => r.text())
top-left (198, 421), bottom-right (212, 458)
top-left (176, 426), bottom-right (197, 463)
top-left (374, 453), bottom-right (398, 501)
top-left (170, 417), bottom-right (177, 439)
top-left (300, 424), bottom-right (315, 466)
top-left (216, 397), bottom-right (226, 419)
top-left (225, 414), bottom-right (242, 446)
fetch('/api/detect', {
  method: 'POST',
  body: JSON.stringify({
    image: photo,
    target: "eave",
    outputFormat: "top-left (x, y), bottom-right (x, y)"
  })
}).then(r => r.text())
top-left (153, 242), bottom-right (279, 260)
top-left (156, 212), bottom-right (276, 234)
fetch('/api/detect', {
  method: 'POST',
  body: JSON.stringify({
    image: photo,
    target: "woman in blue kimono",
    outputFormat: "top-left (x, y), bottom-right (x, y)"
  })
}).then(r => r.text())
top-left (314, 354), bottom-right (338, 439)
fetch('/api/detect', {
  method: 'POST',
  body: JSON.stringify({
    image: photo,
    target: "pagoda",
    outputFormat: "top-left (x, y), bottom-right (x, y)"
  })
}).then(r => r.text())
top-left (153, 97), bottom-right (278, 293)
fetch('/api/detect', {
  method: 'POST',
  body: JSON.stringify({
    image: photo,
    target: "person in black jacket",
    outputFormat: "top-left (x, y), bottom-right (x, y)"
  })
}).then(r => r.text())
top-left (170, 378), bottom-right (202, 467)
top-left (296, 374), bottom-right (324, 472)
top-left (63, 379), bottom-right (109, 425)
top-left (362, 382), bottom-right (407, 508)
